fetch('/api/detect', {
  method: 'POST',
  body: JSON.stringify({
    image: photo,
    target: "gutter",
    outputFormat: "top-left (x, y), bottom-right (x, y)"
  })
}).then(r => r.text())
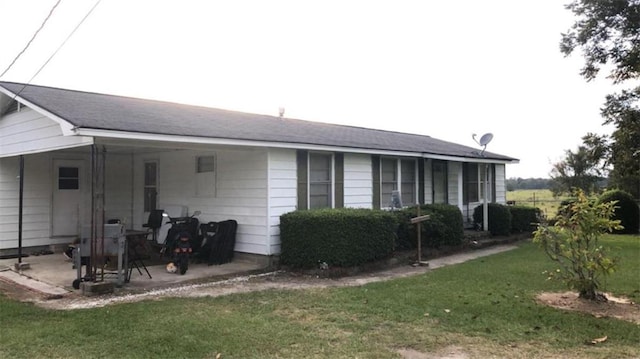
top-left (74, 128), bottom-right (520, 165)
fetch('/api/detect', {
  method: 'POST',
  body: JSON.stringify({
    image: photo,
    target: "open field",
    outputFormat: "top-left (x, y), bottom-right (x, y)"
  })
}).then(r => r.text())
top-left (1, 235), bottom-right (639, 358)
top-left (507, 189), bottom-right (570, 218)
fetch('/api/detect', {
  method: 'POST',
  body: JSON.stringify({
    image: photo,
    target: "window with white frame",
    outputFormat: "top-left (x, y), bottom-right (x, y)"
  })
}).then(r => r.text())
top-left (400, 159), bottom-right (416, 205)
top-left (432, 160), bottom-right (448, 204)
top-left (464, 163), bottom-right (493, 204)
top-left (381, 158), bottom-right (397, 207)
top-left (309, 152), bottom-right (332, 209)
top-left (379, 158), bottom-right (417, 207)
top-left (196, 155), bottom-right (216, 197)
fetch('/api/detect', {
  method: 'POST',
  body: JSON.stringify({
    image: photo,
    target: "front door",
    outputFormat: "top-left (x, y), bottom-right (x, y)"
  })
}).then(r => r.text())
top-left (52, 159), bottom-right (87, 236)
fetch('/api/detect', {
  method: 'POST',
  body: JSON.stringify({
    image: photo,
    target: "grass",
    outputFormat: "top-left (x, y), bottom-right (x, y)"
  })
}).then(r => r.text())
top-left (507, 189), bottom-right (570, 218)
top-left (1, 235), bottom-right (639, 358)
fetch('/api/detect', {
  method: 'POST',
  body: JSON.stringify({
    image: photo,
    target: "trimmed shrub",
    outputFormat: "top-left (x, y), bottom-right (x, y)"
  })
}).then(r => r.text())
top-left (394, 204), bottom-right (464, 249)
top-left (509, 206), bottom-right (541, 233)
top-left (597, 189), bottom-right (640, 234)
top-left (473, 203), bottom-right (512, 236)
top-left (279, 208), bottom-right (397, 268)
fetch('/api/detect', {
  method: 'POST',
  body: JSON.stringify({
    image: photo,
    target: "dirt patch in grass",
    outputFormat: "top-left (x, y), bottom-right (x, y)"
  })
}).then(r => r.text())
top-left (397, 346), bottom-right (469, 359)
top-left (536, 291), bottom-right (640, 324)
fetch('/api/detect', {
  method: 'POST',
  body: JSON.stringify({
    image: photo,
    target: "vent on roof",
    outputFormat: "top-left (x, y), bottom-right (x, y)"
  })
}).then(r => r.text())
top-left (278, 107), bottom-right (285, 119)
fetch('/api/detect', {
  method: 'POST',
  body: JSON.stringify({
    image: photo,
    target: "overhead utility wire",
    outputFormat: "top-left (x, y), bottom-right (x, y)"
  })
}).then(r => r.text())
top-left (25, 0), bottom-right (102, 85)
top-left (2, 0), bottom-right (101, 105)
top-left (0, 0), bottom-right (63, 79)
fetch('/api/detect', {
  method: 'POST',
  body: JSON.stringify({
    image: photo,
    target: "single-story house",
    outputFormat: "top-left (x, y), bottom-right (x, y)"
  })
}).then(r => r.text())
top-left (0, 82), bottom-right (518, 263)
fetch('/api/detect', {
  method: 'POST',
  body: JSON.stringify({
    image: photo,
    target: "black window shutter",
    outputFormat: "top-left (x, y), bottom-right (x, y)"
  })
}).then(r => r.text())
top-left (334, 153), bottom-right (344, 208)
top-left (297, 150), bottom-right (308, 210)
top-left (372, 155), bottom-right (381, 209)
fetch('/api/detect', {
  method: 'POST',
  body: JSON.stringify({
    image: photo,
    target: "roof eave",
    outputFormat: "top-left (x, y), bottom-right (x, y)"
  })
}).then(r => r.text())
top-left (76, 128), bottom-right (519, 164)
top-left (0, 86), bottom-right (77, 135)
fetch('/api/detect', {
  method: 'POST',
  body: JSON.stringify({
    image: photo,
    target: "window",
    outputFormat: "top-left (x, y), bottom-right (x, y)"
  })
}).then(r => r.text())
top-left (297, 150), bottom-right (343, 210)
top-left (58, 167), bottom-right (79, 190)
top-left (400, 159), bottom-right (416, 205)
top-left (463, 163), bottom-right (494, 204)
top-left (381, 158), bottom-right (397, 207)
top-left (309, 153), bottom-right (332, 209)
top-left (144, 161), bottom-right (158, 212)
top-left (465, 163), bottom-right (479, 203)
top-left (196, 155), bottom-right (216, 197)
top-left (432, 160), bottom-right (448, 204)
top-left (378, 157), bottom-right (417, 208)
top-left (197, 156), bottom-right (215, 173)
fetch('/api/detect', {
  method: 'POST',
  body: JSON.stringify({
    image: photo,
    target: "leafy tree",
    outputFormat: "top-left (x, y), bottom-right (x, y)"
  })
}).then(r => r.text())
top-left (533, 189), bottom-right (622, 301)
top-left (550, 132), bottom-right (608, 195)
top-left (561, 0), bottom-right (640, 199)
top-left (601, 89), bottom-right (640, 199)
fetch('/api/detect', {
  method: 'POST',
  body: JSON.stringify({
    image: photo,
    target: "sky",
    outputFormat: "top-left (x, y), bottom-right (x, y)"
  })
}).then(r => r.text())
top-left (0, 0), bottom-right (620, 179)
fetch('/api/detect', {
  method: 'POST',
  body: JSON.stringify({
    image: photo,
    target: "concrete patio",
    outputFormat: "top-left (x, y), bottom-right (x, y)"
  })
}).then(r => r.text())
top-left (0, 250), bottom-right (267, 297)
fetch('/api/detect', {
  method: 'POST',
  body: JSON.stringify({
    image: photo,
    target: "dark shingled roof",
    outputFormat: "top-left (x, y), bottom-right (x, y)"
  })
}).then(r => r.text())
top-left (0, 82), bottom-right (517, 161)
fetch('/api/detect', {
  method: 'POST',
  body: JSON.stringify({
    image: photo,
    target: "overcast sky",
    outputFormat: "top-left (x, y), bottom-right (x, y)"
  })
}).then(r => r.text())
top-left (0, 0), bottom-right (619, 178)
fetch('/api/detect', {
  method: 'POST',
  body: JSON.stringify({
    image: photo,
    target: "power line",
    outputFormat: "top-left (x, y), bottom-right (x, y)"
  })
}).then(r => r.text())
top-left (25, 0), bottom-right (102, 85)
top-left (0, 0), bottom-right (63, 79)
top-left (2, 0), bottom-right (102, 105)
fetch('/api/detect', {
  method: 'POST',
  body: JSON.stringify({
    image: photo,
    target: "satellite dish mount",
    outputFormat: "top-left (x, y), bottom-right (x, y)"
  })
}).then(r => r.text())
top-left (472, 133), bottom-right (493, 157)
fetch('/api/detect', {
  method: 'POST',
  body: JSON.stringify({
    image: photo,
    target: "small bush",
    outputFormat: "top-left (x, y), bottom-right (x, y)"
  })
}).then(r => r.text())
top-left (509, 206), bottom-right (541, 233)
top-left (473, 203), bottom-right (512, 236)
top-left (597, 189), bottom-right (640, 234)
top-left (394, 204), bottom-right (464, 249)
top-left (280, 208), bottom-right (397, 268)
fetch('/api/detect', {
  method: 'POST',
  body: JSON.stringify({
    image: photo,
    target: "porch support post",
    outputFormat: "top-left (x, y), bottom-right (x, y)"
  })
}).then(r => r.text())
top-left (17, 155), bottom-right (24, 264)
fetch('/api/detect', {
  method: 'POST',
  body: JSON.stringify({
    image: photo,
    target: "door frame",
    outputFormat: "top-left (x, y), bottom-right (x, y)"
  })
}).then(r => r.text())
top-left (51, 158), bottom-right (89, 237)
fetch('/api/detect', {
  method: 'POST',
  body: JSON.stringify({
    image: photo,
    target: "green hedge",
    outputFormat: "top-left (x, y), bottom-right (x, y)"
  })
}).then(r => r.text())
top-left (279, 208), bottom-right (398, 268)
top-left (509, 206), bottom-right (541, 233)
top-left (473, 203), bottom-right (512, 236)
top-left (394, 204), bottom-right (464, 249)
top-left (597, 189), bottom-right (640, 234)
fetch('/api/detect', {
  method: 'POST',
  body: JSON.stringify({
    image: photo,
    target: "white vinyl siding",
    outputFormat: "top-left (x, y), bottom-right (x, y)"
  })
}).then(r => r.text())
top-left (0, 154), bottom-right (52, 249)
top-left (267, 148), bottom-right (297, 255)
top-left (343, 153), bottom-right (372, 208)
top-left (133, 148), bottom-right (270, 255)
top-left (494, 163), bottom-right (506, 203)
top-left (0, 107), bottom-right (92, 158)
top-left (423, 159), bottom-right (433, 204)
top-left (448, 161), bottom-right (462, 210)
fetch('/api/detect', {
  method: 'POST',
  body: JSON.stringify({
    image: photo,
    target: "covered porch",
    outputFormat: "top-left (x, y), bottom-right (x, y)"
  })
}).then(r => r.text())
top-left (0, 248), bottom-right (266, 296)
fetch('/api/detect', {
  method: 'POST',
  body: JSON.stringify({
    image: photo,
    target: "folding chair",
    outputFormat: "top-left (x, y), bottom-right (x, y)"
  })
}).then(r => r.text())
top-left (127, 233), bottom-right (152, 281)
top-left (142, 209), bottom-right (165, 243)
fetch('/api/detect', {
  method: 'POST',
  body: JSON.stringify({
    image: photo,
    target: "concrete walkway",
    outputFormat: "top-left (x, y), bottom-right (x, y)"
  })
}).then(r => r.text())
top-left (0, 243), bottom-right (521, 310)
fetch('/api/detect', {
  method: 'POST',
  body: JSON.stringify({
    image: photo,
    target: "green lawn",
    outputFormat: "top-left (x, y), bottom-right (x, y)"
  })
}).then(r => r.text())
top-left (1, 235), bottom-right (639, 358)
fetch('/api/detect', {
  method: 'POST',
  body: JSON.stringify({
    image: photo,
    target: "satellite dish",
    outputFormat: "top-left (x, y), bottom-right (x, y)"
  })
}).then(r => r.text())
top-left (479, 133), bottom-right (493, 146)
top-left (472, 132), bottom-right (494, 156)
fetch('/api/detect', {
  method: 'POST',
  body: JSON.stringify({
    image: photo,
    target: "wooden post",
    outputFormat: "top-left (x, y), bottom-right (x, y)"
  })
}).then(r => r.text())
top-left (410, 208), bottom-right (430, 266)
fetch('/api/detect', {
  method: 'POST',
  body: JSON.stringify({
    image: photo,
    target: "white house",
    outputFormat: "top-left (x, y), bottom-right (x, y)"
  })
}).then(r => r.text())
top-left (0, 82), bottom-right (518, 263)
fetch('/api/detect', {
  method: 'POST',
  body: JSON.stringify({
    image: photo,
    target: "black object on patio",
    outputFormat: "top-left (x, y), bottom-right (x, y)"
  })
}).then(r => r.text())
top-left (197, 220), bottom-right (237, 265)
